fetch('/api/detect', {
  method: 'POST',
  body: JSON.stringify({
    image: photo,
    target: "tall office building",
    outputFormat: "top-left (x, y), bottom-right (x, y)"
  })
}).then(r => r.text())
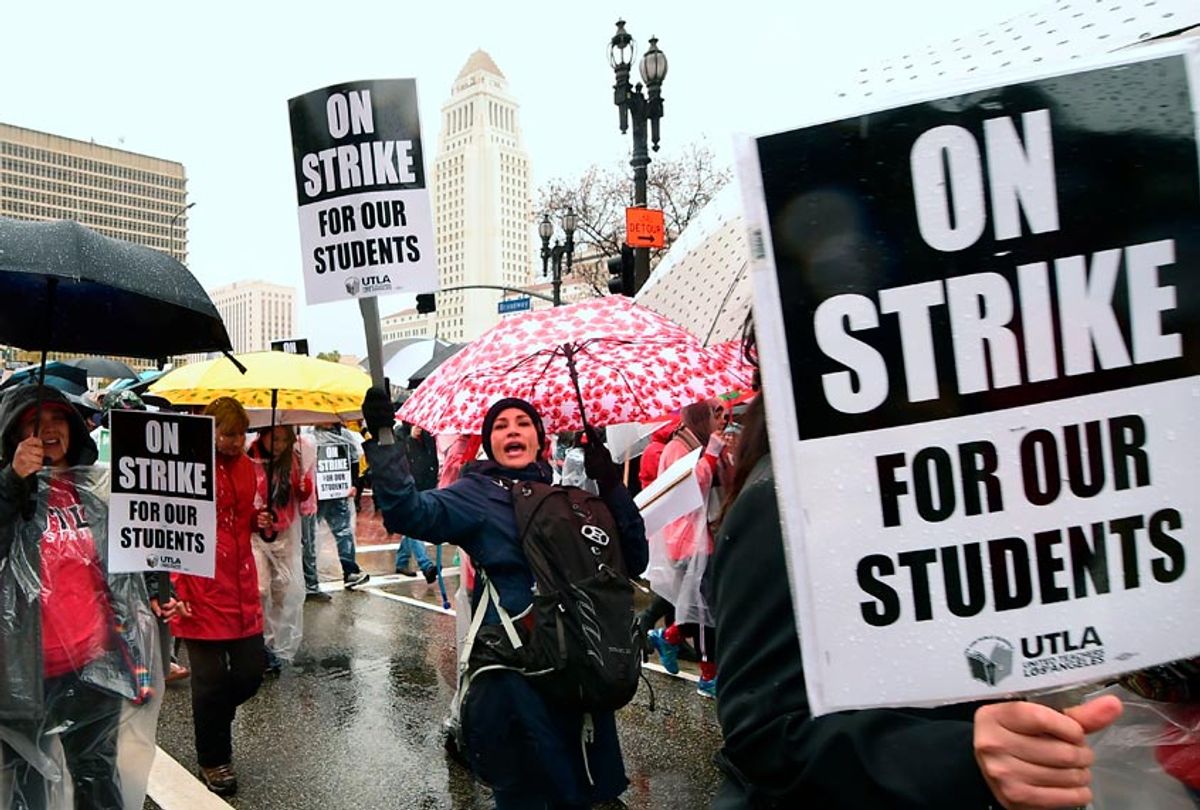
top-left (208, 280), bottom-right (296, 355)
top-left (0, 123), bottom-right (189, 260)
top-left (432, 50), bottom-right (534, 342)
top-left (0, 123), bottom-right (190, 367)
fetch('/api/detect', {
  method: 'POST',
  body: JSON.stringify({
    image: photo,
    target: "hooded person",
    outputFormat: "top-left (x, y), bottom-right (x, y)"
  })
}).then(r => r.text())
top-left (0, 385), bottom-right (160, 810)
top-left (362, 390), bottom-right (648, 809)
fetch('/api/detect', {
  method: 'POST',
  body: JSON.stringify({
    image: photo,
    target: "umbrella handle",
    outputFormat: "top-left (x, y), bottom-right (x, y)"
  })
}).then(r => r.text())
top-left (260, 508), bottom-right (279, 544)
top-left (436, 545), bottom-right (449, 610)
top-left (561, 343), bottom-right (591, 436)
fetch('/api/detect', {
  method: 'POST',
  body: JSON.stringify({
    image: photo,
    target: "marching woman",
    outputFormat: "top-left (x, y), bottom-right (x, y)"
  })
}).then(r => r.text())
top-left (644, 398), bottom-right (729, 698)
top-left (246, 424), bottom-right (313, 672)
top-left (171, 397), bottom-right (268, 796)
top-left (361, 389), bottom-right (647, 809)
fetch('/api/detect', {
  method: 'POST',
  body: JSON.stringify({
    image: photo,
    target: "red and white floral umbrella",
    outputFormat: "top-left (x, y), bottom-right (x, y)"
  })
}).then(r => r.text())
top-left (398, 297), bottom-right (752, 434)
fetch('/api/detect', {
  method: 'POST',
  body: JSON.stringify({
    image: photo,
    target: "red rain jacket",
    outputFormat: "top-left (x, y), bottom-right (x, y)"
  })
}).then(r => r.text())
top-left (172, 452), bottom-right (263, 641)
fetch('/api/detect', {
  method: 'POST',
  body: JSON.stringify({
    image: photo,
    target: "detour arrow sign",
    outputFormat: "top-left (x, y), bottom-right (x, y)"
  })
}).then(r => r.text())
top-left (626, 207), bottom-right (665, 249)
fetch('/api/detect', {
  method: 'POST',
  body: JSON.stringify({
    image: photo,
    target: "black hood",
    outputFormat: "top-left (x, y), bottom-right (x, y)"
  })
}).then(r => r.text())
top-left (0, 385), bottom-right (98, 467)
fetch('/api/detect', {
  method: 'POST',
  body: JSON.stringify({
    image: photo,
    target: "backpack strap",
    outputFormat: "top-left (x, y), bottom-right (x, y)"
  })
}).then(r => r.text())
top-left (459, 571), bottom-right (523, 674)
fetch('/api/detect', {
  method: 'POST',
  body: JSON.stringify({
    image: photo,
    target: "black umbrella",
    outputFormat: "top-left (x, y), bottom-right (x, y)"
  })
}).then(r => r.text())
top-left (0, 216), bottom-right (236, 527)
top-left (0, 361), bottom-right (88, 394)
top-left (61, 357), bottom-right (140, 381)
top-left (0, 217), bottom-right (231, 359)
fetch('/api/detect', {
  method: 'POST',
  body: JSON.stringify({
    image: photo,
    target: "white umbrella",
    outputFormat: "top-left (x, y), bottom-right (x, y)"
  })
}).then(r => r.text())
top-left (634, 183), bottom-right (751, 347)
top-left (374, 337), bottom-right (456, 390)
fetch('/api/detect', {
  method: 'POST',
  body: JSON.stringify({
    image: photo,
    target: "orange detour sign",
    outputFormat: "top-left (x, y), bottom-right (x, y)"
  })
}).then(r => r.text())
top-left (626, 207), bottom-right (665, 249)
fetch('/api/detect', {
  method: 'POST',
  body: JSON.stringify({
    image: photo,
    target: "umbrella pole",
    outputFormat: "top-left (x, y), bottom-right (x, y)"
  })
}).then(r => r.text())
top-left (33, 277), bottom-right (59, 435)
top-left (24, 279), bottom-right (59, 521)
top-left (561, 343), bottom-right (592, 436)
top-left (262, 388), bottom-right (279, 543)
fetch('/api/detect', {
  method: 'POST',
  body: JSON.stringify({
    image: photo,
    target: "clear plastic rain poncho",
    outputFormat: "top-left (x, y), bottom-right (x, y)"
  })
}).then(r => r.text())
top-left (644, 433), bottom-right (718, 627)
top-left (0, 466), bottom-right (162, 809)
top-left (1086, 682), bottom-right (1200, 808)
top-left (248, 435), bottom-right (309, 662)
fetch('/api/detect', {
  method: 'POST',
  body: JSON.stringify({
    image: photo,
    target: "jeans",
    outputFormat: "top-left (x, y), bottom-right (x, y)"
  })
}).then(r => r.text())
top-left (300, 513), bottom-right (319, 592)
top-left (2, 673), bottom-right (123, 810)
top-left (185, 635), bottom-right (265, 767)
top-left (393, 536), bottom-right (433, 573)
top-left (302, 499), bottom-right (362, 587)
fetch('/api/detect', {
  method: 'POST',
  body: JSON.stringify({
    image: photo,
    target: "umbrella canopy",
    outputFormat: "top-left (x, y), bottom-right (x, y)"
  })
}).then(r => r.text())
top-left (407, 342), bottom-right (465, 389)
top-left (398, 297), bottom-right (751, 435)
top-left (0, 217), bottom-right (230, 358)
top-left (107, 367), bottom-right (173, 395)
top-left (149, 351), bottom-right (371, 420)
top-left (0, 361), bottom-right (88, 395)
top-left (61, 357), bottom-right (140, 381)
top-left (370, 337), bottom-right (456, 389)
top-left (634, 183), bottom-right (751, 347)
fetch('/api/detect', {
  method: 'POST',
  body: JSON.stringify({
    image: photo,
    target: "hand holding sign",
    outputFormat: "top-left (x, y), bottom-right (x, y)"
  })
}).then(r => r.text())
top-left (973, 695), bottom-right (1124, 809)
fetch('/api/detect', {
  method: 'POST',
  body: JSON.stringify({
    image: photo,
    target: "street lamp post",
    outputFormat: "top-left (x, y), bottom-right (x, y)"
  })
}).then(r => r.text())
top-left (538, 208), bottom-right (577, 307)
top-left (609, 19), bottom-right (667, 293)
top-left (169, 202), bottom-right (196, 263)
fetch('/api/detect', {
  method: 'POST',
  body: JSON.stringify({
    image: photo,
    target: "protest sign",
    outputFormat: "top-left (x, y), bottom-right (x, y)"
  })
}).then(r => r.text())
top-left (108, 411), bottom-right (216, 577)
top-left (289, 79), bottom-right (438, 305)
top-left (315, 441), bottom-right (353, 501)
top-left (737, 41), bottom-right (1200, 715)
top-left (635, 447), bottom-right (704, 538)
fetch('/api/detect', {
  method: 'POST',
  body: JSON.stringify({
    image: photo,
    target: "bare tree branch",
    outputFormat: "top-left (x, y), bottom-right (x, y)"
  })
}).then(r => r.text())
top-left (535, 141), bottom-right (731, 297)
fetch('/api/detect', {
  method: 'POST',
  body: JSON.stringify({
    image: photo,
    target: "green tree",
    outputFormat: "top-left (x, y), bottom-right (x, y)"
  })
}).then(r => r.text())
top-left (316, 350), bottom-right (341, 363)
top-left (536, 141), bottom-right (731, 296)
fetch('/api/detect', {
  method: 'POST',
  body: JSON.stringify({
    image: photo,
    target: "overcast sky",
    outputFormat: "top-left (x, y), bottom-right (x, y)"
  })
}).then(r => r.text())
top-left (1, 0), bottom-right (1044, 356)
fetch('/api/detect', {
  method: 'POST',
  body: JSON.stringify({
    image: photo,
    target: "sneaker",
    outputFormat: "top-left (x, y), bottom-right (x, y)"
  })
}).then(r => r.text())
top-left (394, 566), bottom-right (418, 577)
top-left (344, 571), bottom-right (371, 589)
top-left (696, 677), bottom-right (717, 699)
top-left (198, 763), bottom-right (238, 796)
top-left (648, 628), bottom-right (679, 675)
top-left (305, 590), bottom-right (333, 602)
top-left (423, 566), bottom-right (439, 584)
top-left (264, 649), bottom-right (283, 676)
top-left (165, 661), bottom-right (191, 683)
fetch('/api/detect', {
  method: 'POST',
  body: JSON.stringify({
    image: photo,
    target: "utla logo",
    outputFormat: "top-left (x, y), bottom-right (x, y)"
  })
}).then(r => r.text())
top-left (1021, 626), bottom-right (1102, 659)
top-left (965, 635), bottom-right (1014, 686)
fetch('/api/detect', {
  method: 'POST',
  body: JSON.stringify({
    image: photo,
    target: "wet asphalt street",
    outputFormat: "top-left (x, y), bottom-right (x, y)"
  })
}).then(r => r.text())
top-left (148, 554), bottom-right (724, 809)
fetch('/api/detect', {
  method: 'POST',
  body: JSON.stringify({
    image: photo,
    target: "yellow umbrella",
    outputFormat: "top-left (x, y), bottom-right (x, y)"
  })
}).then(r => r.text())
top-left (149, 351), bottom-right (371, 421)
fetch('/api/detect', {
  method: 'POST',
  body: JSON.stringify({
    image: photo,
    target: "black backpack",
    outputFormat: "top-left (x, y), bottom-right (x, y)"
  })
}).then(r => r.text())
top-left (471, 480), bottom-right (641, 713)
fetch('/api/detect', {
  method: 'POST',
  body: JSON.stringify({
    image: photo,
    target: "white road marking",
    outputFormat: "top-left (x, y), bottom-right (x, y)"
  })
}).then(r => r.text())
top-left (147, 746), bottom-right (234, 810)
top-left (354, 581), bottom-right (706, 685)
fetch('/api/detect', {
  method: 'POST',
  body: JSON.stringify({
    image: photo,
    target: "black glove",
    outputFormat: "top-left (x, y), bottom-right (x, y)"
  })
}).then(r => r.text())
top-left (361, 387), bottom-right (395, 437)
top-left (583, 428), bottom-right (620, 491)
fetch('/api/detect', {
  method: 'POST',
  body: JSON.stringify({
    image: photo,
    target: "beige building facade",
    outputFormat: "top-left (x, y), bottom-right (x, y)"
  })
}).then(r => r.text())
top-left (431, 50), bottom-right (535, 342)
top-left (381, 307), bottom-right (433, 343)
top-left (208, 280), bottom-right (297, 355)
top-left (0, 123), bottom-right (189, 368)
top-left (0, 123), bottom-right (190, 261)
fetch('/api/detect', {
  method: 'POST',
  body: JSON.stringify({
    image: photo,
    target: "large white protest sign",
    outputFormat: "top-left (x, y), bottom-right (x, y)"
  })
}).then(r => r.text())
top-left (737, 41), bottom-right (1200, 715)
top-left (108, 411), bottom-right (216, 577)
top-left (289, 79), bottom-right (438, 305)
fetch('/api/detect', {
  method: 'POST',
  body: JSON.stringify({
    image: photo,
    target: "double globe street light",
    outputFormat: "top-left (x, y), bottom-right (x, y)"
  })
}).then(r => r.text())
top-left (609, 19), bottom-right (667, 293)
top-left (539, 207), bottom-right (577, 307)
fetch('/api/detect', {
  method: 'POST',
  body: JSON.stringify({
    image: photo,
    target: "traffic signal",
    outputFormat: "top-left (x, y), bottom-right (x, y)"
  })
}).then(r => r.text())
top-left (606, 245), bottom-right (635, 296)
top-left (416, 293), bottom-right (436, 314)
